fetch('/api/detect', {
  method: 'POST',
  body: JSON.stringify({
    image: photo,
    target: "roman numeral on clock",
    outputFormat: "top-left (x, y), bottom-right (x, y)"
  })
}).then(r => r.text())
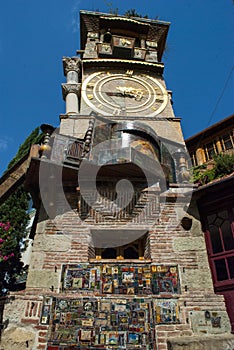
top-left (156, 97), bottom-right (164, 103)
top-left (126, 70), bottom-right (134, 77)
top-left (113, 108), bottom-right (121, 115)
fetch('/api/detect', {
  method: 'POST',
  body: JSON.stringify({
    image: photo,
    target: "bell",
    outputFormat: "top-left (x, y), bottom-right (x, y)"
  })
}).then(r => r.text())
top-left (103, 30), bottom-right (112, 43)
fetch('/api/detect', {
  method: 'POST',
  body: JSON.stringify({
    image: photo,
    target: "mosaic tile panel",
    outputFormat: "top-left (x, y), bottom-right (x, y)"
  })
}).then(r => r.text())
top-left (62, 264), bottom-right (180, 295)
top-left (45, 297), bottom-right (156, 349)
top-left (154, 298), bottom-right (180, 324)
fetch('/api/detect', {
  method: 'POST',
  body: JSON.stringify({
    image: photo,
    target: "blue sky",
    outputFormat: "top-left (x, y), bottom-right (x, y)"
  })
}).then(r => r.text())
top-left (0, 0), bottom-right (233, 176)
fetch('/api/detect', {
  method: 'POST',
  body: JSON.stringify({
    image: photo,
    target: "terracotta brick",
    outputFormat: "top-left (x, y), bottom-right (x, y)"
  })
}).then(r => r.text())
top-left (35, 325), bottom-right (49, 330)
top-left (38, 337), bottom-right (47, 342)
top-left (21, 318), bottom-right (39, 325)
top-left (156, 331), bottom-right (166, 337)
top-left (165, 331), bottom-right (180, 337)
top-left (157, 343), bottom-right (168, 350)
top-left (37, 345), bottom-right (46, 350)
top-left (175, 324), bottom-right (191, 331)
top-left (156, 325), bottom-right (176, 331)
top-left (39, 331), bottom-right (47, 337)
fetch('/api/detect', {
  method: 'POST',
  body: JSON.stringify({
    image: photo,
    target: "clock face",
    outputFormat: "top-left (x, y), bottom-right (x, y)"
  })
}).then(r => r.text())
top-left (81, 70), bottom-right (168, 117)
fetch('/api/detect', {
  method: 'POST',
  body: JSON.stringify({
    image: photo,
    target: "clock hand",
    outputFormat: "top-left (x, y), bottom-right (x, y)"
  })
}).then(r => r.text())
top-left (103, 89), bottom-right (126, 111)
top-left (116, 86), bottom-right (144, 101)
top-left (105, 92), bottom-right (124, 97)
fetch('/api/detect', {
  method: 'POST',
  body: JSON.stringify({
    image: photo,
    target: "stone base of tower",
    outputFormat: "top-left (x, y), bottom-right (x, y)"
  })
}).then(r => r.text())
top-left (1, 294), bottom-right (233, 350)
top-left (1, 298), bottom-right (233, 350)
top-left (167, 335), bottom-right (234, 350)
top-left (1, 190), bottom-right (233, 350)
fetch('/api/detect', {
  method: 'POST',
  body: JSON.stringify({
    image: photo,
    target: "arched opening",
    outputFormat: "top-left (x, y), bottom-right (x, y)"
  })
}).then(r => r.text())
top-left (101, 248), bottom-right (117, 259)
top-left (93, 232), bottom-right (148, 260)
top-left (135, 37), bottom-right (141, 48)
top-left (103, 31), bottom-right (112, 43)
top-left (124, 246), bottom-right (139, 259)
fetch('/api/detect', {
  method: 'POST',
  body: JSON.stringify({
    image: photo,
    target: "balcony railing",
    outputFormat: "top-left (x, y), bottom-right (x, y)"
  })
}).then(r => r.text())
top-left (38, 134), bottom-right (168, 182)
top-left (50, 134), bottom-right (85, 166)
top-left (91, 145), bottom-right (162, 179)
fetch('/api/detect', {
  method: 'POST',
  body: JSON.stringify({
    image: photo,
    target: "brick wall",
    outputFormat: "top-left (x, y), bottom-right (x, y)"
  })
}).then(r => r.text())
top-left (1, 189), bottom-right (232, 350)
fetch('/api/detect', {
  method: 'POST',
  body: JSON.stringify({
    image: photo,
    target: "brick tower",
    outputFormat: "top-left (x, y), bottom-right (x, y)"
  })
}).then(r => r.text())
top-left (1, 10), bottom-right (233, 350)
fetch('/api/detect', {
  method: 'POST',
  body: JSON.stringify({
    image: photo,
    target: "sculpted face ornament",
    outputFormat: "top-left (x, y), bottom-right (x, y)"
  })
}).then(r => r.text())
top-left (82, 70), bottom-right (168, 116)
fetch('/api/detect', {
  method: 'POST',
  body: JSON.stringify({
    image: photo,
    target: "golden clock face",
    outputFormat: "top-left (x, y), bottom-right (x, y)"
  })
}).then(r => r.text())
top-left (81, 70), bottom-right (168, 117)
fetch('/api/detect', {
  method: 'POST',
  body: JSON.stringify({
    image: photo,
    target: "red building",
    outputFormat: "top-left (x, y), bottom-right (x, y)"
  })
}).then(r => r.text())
top-left (186, 115), bottom-right (234, 332)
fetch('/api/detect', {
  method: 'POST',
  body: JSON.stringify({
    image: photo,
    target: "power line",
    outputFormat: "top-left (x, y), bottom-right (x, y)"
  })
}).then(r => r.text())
top-left (206, 65), bottom-right (234, 127)
top-left (196, 65), bottom-right (234, 149)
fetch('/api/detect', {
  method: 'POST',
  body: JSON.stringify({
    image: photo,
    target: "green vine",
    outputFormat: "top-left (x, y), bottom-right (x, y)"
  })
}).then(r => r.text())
top-left (192, 153), bottom-right (234, 185)
top-left (0, 127), bottom-right (42, 293)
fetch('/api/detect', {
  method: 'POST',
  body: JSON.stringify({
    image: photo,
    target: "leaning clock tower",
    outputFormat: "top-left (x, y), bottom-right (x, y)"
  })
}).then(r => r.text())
top-left (1, 10), bottom-right (233, 350)
top-left (60, 11), bottom-right (183, 148)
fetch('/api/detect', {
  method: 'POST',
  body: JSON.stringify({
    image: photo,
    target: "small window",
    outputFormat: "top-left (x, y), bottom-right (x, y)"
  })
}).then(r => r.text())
top-left (205, 142), bottom-right (217, 160)
top-left (93, 233), bottom-right (147, 260)
top-left (205, 207), bottom-right (234, 286)
top-left (207, 210), bottom-right (234, 254)
top-left (124, 246), bottom-right (139, 259)
top-left (102, 248), bottom-right (117, 259)
top-left (135, 38), bottom-right (141, 48)
top-left (221, 133), bottom-right (233, 151)
top-left (214, 259), bottom-right (228, 281)
top-left (209, 223), bottom-right (223, 254)
top-left (227, 256), bottom-right (234, 279)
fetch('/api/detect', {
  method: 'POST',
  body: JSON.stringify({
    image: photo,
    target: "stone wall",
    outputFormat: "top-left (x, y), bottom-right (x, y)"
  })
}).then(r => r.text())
top-left (167, 334), bottom-right (234, 350)
top-left (1, 190), bottom-right (232, 350)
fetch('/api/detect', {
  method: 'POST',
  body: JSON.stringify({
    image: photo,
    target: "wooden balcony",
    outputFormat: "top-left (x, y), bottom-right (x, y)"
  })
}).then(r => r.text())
top-left (89, 145), bottom-right (166, 185)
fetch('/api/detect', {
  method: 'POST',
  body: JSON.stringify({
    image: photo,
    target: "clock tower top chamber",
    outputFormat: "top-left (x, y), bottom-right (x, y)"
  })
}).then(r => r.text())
top-left (59, 10), bottom-right (189, 186)
top-left (61, 11), bottom-right (184, 149)
top-left (79, 9), bottom-right (170, 62)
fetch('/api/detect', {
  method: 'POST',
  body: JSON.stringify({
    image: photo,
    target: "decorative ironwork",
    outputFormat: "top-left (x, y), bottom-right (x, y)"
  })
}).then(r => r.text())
top-left (50, 134), bottom-right (85, 166)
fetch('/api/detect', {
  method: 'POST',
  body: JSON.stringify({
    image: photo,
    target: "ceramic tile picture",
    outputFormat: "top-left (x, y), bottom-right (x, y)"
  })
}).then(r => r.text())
top-left (45, 296), bottom-right (157, 349)
top-left (62, 263), bottom-right (180, 295)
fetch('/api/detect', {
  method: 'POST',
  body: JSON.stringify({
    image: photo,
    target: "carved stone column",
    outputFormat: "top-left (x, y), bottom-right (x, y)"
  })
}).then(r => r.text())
top-left (62, 57), bottom-right (81, 114)
top-left (62, 83), bottom-right (81, 114)
top-left (63, 57), bottom-right (81, 81)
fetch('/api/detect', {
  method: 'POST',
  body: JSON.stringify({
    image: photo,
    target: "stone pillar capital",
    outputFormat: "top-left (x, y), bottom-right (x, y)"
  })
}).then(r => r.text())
top-left (62, 83), bottom-right (81, 99)
top-left (63, 57), bottom-right (81, 75)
